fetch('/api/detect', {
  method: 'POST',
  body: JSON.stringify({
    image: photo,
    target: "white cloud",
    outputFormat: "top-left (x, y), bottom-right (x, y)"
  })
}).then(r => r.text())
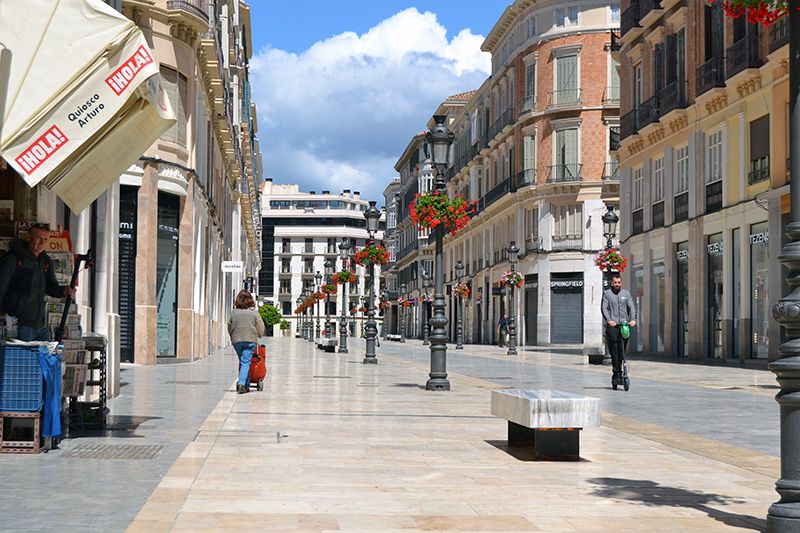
top-left (250, 7), bottom-right (490, 203)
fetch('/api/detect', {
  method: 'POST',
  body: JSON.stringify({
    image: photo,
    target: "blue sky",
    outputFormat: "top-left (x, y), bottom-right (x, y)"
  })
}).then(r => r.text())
top-left (247, 2), bottom-right (509, 203)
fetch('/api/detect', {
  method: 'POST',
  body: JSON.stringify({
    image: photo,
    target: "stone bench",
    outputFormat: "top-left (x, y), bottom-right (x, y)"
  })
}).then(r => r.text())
top-left (490, 389), bottom-right (600, 461)
top-left (315, 338), bottom-right (338, 352)
top-left (386, 334), bottom-right (402, 342)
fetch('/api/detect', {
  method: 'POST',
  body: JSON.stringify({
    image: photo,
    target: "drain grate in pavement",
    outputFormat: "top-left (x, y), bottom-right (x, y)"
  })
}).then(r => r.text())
top-left (313, 375), bottom-right (351, 379)
top-left (164, 380), bottom-right (210, 385)
top-left (61, 444), bottom-right (164, 460)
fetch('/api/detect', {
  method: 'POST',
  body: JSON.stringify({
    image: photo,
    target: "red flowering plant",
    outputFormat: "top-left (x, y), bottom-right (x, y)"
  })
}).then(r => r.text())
top-left (595, 247), bottom-right (628, 273)
top-left (710, 0), bottom-right (787, 26)
top-left (397, 297), bottom-right (413, 308)
top-left (499, 271), bottom-right (524, 289)
top-left (357, 306), bottom-right (368, 314)
top-left (321, 283), bottom-right (337, 295)
top-left (421, 292), bottom-right (433, 303)
top-left (454, 282), bottom-right (470, 299)
top-left (332, 270), bottom-right (355, 284)
top-left (354, 244), bottom-right (389, 266)
top-left (311, 291), bottom-right (325, 302)
top-left (410, 191), bottom-right (477, 236)
top-left (379, 299), bottom-right (391, 310)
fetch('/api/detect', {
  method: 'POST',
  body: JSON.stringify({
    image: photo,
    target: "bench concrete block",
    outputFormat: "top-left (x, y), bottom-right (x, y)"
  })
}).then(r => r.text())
top-left (491, 389), bottom-right (600, 429)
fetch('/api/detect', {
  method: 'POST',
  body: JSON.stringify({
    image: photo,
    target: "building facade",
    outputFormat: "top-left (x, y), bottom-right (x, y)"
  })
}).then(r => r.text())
top-left (616, 0), bottom-right (788, 362)
top-left (391, 0), bottom-right (620, 351)
top-left (259, 182), bottom-right (384, 333)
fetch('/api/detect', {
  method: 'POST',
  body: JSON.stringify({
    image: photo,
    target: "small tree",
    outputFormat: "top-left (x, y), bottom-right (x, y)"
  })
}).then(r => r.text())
top-left (279, 319), bottom-right (290, 330)
top-left (258, 304), bottom-right (282, 329)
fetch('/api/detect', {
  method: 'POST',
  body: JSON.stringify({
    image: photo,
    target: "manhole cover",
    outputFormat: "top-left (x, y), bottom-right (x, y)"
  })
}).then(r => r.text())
top-left (164, 380), bottom-right (210, 385)
top-left (61, 444), bottom-right (164, 460)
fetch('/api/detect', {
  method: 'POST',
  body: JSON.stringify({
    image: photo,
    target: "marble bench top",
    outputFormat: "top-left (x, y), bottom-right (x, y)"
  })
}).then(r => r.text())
top-left (491, 389), bottom-right (600, 429)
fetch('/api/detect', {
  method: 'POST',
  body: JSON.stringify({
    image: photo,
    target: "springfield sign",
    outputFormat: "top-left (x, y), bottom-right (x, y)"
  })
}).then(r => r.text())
top-left (221, 261), bottom-right (244, 273)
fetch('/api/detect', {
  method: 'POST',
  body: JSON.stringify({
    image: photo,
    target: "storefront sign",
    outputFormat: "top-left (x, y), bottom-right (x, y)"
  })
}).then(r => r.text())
top-left (676, 249), bottom-right (688, 261)
top-left (550, 280), bottom-right (583, 289)
top-left (46, 229), bottom-right (73, 253)
top-left (653, 264), bottom-right (665, 275)
top-left (749, 231), bottom-right (768, 246)
top-left (706, 241), bottom-right (724, 255)
top-left (524, 282), bottom-right (538, 289)
top-left (221, 261), bottom-right (244, 273)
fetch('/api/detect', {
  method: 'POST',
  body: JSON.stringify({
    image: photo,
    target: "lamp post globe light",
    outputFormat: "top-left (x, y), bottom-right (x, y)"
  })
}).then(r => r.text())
top-left (602, 204), bottom-right (619, 251)
top-left (324, 258), bottom-right (334, 340)
top-left (296, 297), bottom-right (303, 338)
top-left (314, 270), bottom-right (322, 340)
top-left (425, 114), bottom-right (454, 391)
top-left (338, 238), bottom-right (351, 353)
top-left (399, 283), bottom-right (407, 343)
top-left (507, 241), bottom-right (519, 356)
top-left (455, 260), bottom-right (464, 349)
top-left (363, 200), bottom-right (381, 365)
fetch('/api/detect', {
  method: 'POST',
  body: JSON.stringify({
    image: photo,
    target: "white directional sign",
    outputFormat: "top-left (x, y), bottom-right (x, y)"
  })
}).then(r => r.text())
top-left (221, 261), bottom-right (244, 273)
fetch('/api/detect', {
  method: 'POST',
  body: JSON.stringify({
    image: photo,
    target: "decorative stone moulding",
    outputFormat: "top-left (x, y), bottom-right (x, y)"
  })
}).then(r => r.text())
top-left (628, 139), bottom-right (646, 156)
top-left (735, 76), bottom-right (762, 99)
top-left (667, 113), bottom-right (689, 134)
top-left (647, 127), bottom-right (666, 145)
top-left (702, 93), bottom-right (728, 116)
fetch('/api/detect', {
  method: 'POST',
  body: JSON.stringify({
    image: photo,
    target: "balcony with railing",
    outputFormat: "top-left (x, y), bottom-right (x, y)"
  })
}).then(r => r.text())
top-left (516, 169), bottom-right (537, 188)
top-left (167, 0), bottom-right (210, 24)
top-left (631, 209), bottom-right (644, 236)
top-left (621, 109), bottom-right (638, 140)
top-left (638, 96), bottom-right (660, 128)
top-left (520, 95), bottom-right (536, 113)
top-left (674, 191), bottom-right (689, 222)
top-left (639, 0), bottom-right (663, 22)
top-left (489, 109), bottom-right (515, 141)
top-left (659, 80), bottom-right (688, 117)
top-left (602, 161), bottom-right (619, 180)
top-left (696, 57), bottom-right (725, 97)
top-left (726, 32), bottom-right (761, 79)
top-left (482, 176), bottom-right (513, 209)
top-left (280, 245), bottom-right (291, 254)
top-left (749, 157), bottom-right (770, 184)
top-left (525, 236), bottom-right (540, 252)
top-left (769, 16), bottom-right (789, 53)
top-left (620, 0), bottom-right (641, 37)
top-left (303, 245), bottom-right (314, 254)
top-left (493, 248), bottom-right (508, 265)
top-left (652, 201), bottom-right (664, 228)
top-left (706, 180), bottom-right (723, 213)
top-left (547, 89), bottom-right (582, 110)
top-left (603, 86), bottom-right (620, 106)
top-left (610, 30), bottom-right (621, 52)
top-left (547, 164), bottom-right (583, 183)
top-left (551, 235), bottom-right (583, 252)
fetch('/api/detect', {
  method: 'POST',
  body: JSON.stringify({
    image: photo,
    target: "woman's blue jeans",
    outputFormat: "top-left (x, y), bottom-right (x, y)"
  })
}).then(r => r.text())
top-left (233, 342), bottom-right (256, 387)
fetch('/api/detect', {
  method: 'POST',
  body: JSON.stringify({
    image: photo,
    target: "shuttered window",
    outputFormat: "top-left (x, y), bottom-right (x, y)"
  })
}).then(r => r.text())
top-left (160, 65), bottom-right (187, 146)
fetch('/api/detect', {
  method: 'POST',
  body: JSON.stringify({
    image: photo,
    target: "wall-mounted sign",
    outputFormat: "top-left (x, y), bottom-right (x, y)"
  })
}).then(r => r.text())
top-left (221, 261), bottom-right (244, 273)
top-left (676, 249), bottom-right (688, 261)
top-left (749, 231), bottom-right (768, 246)
top-left (706, 241), bottom-right (724, 255)
top-left (550, 280), bottom-right (583, 289)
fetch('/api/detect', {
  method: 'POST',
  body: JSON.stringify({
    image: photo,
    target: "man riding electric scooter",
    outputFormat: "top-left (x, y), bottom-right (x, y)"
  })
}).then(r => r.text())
top-left (601, 273), bottom-right (637, 391)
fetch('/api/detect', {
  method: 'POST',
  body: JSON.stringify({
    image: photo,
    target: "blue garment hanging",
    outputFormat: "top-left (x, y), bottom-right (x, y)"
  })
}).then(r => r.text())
top-left (37, 349), bottom-right (61, 438)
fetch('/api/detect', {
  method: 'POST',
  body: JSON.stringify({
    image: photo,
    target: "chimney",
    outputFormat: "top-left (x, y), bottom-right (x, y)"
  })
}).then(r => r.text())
top-left (309, 191), bottom-right (315, 195)
top-left (322, 190), bottom-right (330, 195)
top-left (342, 189), bottom-right (351, 198)
top-left (262, 179), bottom-right (273, 195)
top-left (353, 191), bottom-right (360, 200)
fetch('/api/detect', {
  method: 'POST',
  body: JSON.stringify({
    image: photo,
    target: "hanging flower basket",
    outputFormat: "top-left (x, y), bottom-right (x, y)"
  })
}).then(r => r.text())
top-left (321, 283), bottom-right (337, 295)
top-left (595, 247), bottom-right (628, 273)
top-left (332, 270), bottom-right (355, 284)
top-left (354, 244), bottom-right (389, 266)
top-left (357, 306), bottom-right (368, 314)
top-left (710, 0), bottom-right (787, 26)
top-left (499, 271), bottom-right (524, 289)
top-left (410, 191), bottom-right (477, 236)
top-left (311, 291), bottom-right (325, 302)
top-left (454, 282), bottom-right (470, 299)
top-left (379, 299), bottom-right (391, 310)
top-left (397, 297), bottom-right (413, 308)
top-left (422, 292), bottom-right (433, 303)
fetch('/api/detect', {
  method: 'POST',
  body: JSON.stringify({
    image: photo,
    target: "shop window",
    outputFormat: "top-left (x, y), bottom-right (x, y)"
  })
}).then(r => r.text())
top-left (707, 234), bottom-right (724, 358)
top-left (750, 222), bottom-right (769, 358)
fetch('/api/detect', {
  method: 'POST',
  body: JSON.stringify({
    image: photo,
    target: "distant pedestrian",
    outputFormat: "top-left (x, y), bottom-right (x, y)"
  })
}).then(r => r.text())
top-left (601, 274), bottom-right (637, 385)
top-left (227, 290), bottom-right (265, 394)
top-left (497, 315), bottom-right (509, 347)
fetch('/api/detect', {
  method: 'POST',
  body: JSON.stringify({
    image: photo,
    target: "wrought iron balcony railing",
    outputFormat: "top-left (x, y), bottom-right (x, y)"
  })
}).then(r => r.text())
top-left (726, 32), bottom-right (761, 79)
top-left (602, 161), bottom-right (619, 180)
top-left (674, 191), bottom-right (689, 222)
top-left (659, 80), bottom-right (688, 117)
top-left (516, 169), bottom-right (537, 188)
top-left (706, 180), bottom-right (723, 214)
top-left (769, 16), bottom-right (789, 53)
top-left (652, 201), bottom-right (665, 228)
top-left (546, 164), bottom-right (583, 183)
top-left (167, 0), bottom-right (209, 23)
top-left (638, 96), bottom-right (660, 127)
top-left (520, 95), bottom-right (536, 113)
top-left (603, 86), bottom-right (620, 106)
top-left (620, 0), bottom-right (641, 37)
top-left (621, 109), bottom-right (638, 140)
top-left (631, 209), bottom-right (644, 235)
top-left (696, 56), bottom-right (725, 97)
top-left (551, 235), bottom-right (583, 252)
top-left (548, 89), bottom-right (582, 109)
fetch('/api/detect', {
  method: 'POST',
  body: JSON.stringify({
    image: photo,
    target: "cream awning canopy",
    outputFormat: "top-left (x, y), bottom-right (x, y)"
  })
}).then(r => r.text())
top-left (0, 0), bottom-right (176, 213)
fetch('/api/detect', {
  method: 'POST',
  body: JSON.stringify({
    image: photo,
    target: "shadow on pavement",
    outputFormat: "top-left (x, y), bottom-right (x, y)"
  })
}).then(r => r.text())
top-left (588, 477), bottom-right (765, 532)
top-left (484, 440), bottom-right (592, 463)
top-left (392, 383), bottom-right (427, 390)
top-left (68, 415), bottom-right (162, 439)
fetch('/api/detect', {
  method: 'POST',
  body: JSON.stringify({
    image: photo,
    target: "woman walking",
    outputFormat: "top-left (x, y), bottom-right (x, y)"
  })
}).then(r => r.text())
top-left (227, 290), bottom-right (265, 394)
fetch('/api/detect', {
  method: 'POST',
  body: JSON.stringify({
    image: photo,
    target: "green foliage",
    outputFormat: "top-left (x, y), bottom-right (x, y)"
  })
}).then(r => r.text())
top-left (259, 304), bottom-right (282, 327)
top-left (279, 319), bottom-right (290, 330)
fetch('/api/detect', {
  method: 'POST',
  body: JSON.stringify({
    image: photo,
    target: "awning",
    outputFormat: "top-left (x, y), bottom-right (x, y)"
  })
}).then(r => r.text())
top-left (0, 0), bottom-right (176, 213)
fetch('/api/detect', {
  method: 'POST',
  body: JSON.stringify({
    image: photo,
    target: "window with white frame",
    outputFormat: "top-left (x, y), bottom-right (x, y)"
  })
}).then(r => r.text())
top-left (653, 156), bottom-right (665, 201)
top-left (706, 129), bottom-right (723, 183)
top-left (524, 208), bottom-right (539, 249)
top-left (527, 16), bottom-right (537, 39)
top-left (675, 144), bottom-right (689, 193)
top-left (556, 6), bottom-right (579, 27)
top-left (633, 167), bottom-right (643, 209)
top-left (553, 204), bottom-right (583, 238)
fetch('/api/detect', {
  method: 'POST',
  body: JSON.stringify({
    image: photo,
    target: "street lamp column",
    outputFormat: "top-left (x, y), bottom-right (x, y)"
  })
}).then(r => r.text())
top-left (455, 260), bottom-right (464, 349)
top-left (314, 271), bottom-right (322, 340)
top-left (363, 201), bottom-right (381, 364)
top-left (382, 290), bottom-right (389, 340)
top-left (324, 259), bottom-right (334, 340)
top-left (422, 271), bottom-right (431, 346)
top-left (507, 241), bottom-right (519, 356)
top-left (425, 115), bottom-right (453, 391)
top-left (338, 238), bottom-right (351, 353)
top-left (399, 283), bottom-right (407, 343)
top-left (296, 297), bottom-right (302, 338)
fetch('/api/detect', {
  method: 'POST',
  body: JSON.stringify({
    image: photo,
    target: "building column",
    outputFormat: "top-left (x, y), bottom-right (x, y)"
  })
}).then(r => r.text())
top-left (177, 180), bottom-right (195, 360)
top-left (662, 230), bottom-right (674, 356)
top-left (134, 161), bottom-right (158, 365)
top-left (688, 218), bottom-right (706, 359)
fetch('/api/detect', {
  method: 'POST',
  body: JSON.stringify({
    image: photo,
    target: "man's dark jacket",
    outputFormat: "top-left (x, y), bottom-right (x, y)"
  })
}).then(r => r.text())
top-left (0, 240), bottom-right (64, 327)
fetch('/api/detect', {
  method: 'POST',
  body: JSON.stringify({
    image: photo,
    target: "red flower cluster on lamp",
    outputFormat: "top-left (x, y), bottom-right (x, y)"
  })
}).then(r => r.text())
top-left (397, 297), bottom-right (413, 308)
top-left (295, 291), bottom-right (325, 314)
top-left (321, 283), bottom-right (337, 295)
top-left (410, 191), bottom-right (477, 236)
top-left (595, 247), bottom-right (629, 273)
top-left (332, 270), bottom-right (355, 284)
top-left (499, 271), bottom-right (524, 289)
top-left (379, 299), bottom-right (391, 310)
top-left (710, 0), bottom-right (787, 26)
top-left (354, 244), bottom-right (389, 266)
top-left (454, 282), bottom-right (470, 299)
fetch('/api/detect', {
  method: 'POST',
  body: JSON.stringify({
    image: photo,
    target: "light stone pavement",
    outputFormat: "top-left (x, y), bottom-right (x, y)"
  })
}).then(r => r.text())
top-left (126, 337), bottom-right (775, 532)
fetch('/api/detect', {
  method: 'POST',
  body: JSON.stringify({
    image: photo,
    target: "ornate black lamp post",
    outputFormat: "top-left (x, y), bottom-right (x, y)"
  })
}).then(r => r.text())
top-left (455, 260), bottom-right (464, 349)
top-left (314, 270), bottom-right (322, 339)
top-left (295, 297), bottom-right (302, 338)
top-left (422, 270), bottom-right (432, 346)
top-left (507, 241), bottom-right (519, 356)
top-left (602, 204), bottom-right (619, 251)
top-left (324, 258), bottom-right (334, 340)
top-left (363, 200), bottom-right (381, 364)
top-left (399, 282), bottom-right (407, 343)
top-left (304, 288), bottom-right (313, 342)
top-left (338, 238), bottom-right (351, 353)
top-left (382, 290), bottom-right (389, 340)
top-left (425, 115), bottom-right (454, 391)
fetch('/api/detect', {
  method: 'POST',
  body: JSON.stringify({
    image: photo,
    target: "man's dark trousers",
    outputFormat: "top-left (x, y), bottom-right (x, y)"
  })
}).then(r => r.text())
top-left (606, 325), bottom-right (627, 377)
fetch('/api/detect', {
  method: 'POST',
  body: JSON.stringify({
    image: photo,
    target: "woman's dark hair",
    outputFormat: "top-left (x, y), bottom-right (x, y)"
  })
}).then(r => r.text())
top-left (234, 290), bottom-right (256, 309)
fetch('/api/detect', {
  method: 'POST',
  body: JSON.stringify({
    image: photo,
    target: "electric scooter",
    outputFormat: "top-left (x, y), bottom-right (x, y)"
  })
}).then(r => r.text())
top-left (611, 321), bottom-right (631, 391)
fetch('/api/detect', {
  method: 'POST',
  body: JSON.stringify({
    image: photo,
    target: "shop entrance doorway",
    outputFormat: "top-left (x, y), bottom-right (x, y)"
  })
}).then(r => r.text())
top-left (156, 192), bottom-right (179, 357)
top-left (550, 273), bottom-right (583, 344)
top-left (676, 242), bottom-right (689, 357)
